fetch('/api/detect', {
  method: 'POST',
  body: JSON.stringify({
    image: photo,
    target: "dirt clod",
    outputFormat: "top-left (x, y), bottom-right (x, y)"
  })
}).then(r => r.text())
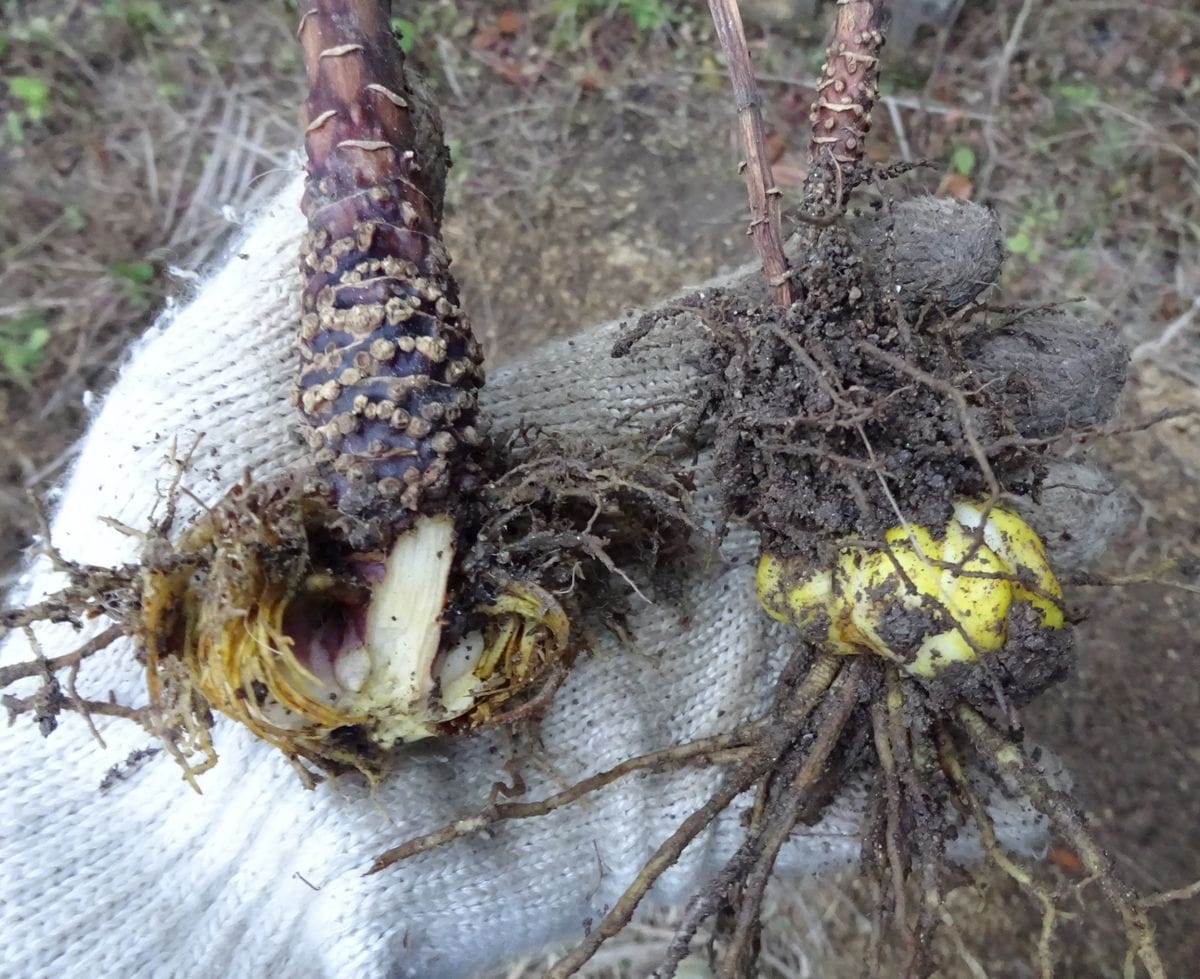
top-left (714, 194), bottom-right (1024, 564)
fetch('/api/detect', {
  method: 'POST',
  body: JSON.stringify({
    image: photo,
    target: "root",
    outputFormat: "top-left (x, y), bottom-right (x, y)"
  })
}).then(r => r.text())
top-left (870, 691), bottom-right (912, 956)
top-left (0, 622), bottom-right (124, 692)
top-left (546, 657), bottom-right (850, 978)
top-left (650, 692), bottom-right (867, 977)
top-left (717, 661), bottom-right (865, 978)
top-left (369, 654), bottom-right (845, 974)
top-left (468, 433), bottom-right (698, 610)
top-left (544, 751), bottom-right (779, 978)
top-left (366, 725), bottom-right (760, 875)
top-left (937, 725), bottom-right (1060, 979)
top-left (857, 339), bottom-right (1000, 498)
top-left (1, 623), bottom-right (133, 741)
top-left (954, 704), bottom-right (1169, 979)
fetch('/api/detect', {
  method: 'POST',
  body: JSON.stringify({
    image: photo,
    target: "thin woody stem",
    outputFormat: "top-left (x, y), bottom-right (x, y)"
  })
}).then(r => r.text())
top-left (707, 0), bottom-right (792, 307)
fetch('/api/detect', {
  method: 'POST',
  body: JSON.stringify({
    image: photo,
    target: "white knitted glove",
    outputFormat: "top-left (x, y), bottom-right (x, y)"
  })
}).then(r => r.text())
top-left (1, 179), bottom-right (1115, 979)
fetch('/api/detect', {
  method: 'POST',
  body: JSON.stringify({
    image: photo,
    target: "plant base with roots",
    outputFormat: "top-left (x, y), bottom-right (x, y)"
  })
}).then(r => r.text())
top-left (0, 429), bottom-right (693, 788)
top-left (3, 1), bottom-right (1196, 975)
top-left (361, 135), bottom-right (1185, 978)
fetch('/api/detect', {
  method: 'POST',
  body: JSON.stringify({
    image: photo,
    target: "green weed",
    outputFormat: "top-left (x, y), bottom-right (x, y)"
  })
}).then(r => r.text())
top-left (949, 145), bottom-right (976, 176)
top-left (1005, 202), bottom-right (1061, 266)
top-left (389, 6), bottom-right (461, 62)
top-left (112, 260), bottom-right (157, 308)
top-left (4, 74), bottom-right (49, 142)
top-left (1055, 81), bottom-right (1101, 112)
top-left (101, 0), bottom-right (172, 37)
top-left (0, 314), bottom-right (51, 385)
top-left (551, 0), bottom-right (673, 45)
top-left (390, 16), bottom-right (418, 55)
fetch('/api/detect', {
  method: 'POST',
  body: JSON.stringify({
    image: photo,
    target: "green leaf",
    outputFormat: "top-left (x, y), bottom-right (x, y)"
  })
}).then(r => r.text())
top-left (1056, 82), bottom-right (1100, 109)
top-left (25, 325), bottom-right (50, 352)
top-left (114, 260), bottom-right (154, 283)
top-left (390, 17), bottom-right (417, 54)
top-left (950, 146), bottom-right (976, 176)
top-left (624, 0), bottom-right (669, 32)
top-left (63, 204), bottom-right (88, 232)
top-left (113, 260), bottom-right (156, 306)
top-left (103, 0), bottom-right (171, 35)
top-left (1005, 231), bottom-right (1032, 256)
top-left (8, 75), bottom-right (50, 121)
top-left (0, 315), bottom-right (51, 384)
top-left (5, 109), bottom-right (23, 143)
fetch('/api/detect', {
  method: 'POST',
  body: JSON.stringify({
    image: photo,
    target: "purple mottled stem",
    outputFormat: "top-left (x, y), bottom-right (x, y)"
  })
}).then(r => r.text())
top-left (296, 0), bottom-right (483, 540)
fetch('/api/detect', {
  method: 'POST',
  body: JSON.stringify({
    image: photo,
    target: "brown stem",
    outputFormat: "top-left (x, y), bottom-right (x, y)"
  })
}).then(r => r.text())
top-left (296, 0), bottom-right (483, 537)
top-left (807, 0), bottom-right (887, 200)
top-left (706, 0), bottom-right (792, 307)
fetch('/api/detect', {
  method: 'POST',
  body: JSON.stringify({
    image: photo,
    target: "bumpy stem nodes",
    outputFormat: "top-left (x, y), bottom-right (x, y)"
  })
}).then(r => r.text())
top-left (297, 0), bottom-right (483, 540)
top-left (807, 0), bottom-right (886, 200)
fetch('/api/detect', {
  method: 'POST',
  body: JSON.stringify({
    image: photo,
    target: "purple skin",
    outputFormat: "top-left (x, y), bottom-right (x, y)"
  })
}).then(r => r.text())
top-left (296, 2), bottom-right (484, 544)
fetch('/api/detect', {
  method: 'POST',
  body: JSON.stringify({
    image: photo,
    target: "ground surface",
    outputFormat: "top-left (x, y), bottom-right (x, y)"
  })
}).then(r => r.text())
top-left (2, 1), bottom-right (1197, 976)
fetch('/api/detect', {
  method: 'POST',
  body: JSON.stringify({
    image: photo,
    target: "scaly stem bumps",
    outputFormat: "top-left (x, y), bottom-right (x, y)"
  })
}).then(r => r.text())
top-left (296, 1), bottom-right (484, 542)
top-left (807, 0), bottom-right (886, 203)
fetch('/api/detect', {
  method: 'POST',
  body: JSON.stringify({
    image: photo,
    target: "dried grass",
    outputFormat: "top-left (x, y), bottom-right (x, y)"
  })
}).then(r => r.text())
top-left (0, 2), bottom-right (301, 585)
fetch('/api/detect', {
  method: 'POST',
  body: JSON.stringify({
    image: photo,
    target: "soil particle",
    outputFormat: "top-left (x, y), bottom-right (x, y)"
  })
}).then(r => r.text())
top-left (923, 603), bottom-right (1076, 711)
top-left (876, 600), bottom-right (941, 653)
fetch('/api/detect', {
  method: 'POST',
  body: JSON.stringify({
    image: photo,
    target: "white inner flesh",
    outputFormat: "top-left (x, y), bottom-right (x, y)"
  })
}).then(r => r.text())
top-left (340, 514), bottom-right (485, 744)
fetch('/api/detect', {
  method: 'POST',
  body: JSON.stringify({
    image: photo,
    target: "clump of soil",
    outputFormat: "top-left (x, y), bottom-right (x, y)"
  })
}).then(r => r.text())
top-left (706, 184), bottom-right (1131, 580)
top-left (712, 192), bottom-right (1020, 562)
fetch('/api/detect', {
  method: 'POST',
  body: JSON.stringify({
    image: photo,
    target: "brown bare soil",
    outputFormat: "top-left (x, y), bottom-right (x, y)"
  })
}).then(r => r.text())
top-left (2, 1), bottom-right (1197, 976)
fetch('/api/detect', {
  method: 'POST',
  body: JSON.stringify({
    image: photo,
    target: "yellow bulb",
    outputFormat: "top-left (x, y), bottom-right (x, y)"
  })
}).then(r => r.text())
top-left (953, 502), bottom-right (1064, 629)
top-left (755, 504), bottom-right (1064, 679)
